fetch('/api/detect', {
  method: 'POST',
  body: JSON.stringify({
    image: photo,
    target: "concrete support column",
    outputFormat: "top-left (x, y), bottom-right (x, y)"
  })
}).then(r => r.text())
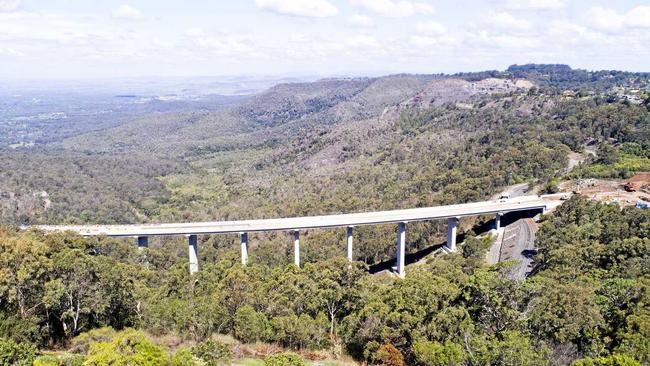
top-left (495, 212), bottom-right (503, 230)
top-left (240, 232), bottom-right (249, 266)
top-left (396, 222), bottom-right (406, 278)
top-left (137, 236), bottom-right (148, 251)
top-left (446, 217), bottom-right (459, 252)
top-left (346, 226), bottom-right (354, 262)
top-left (187, 234), bottom-right (199, 274)
top-left (293, 230), bottom-right (300, 267)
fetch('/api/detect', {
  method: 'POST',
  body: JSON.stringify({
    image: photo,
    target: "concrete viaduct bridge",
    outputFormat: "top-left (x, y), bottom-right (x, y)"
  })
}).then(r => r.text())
top-left (34, 195), bottom-right (557, 277)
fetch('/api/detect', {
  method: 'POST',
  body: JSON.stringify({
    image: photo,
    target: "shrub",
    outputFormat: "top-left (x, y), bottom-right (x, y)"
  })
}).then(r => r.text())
top-left (571, 354), bottom-right (641, 366)
top-left (70, 327), bottom-right (117, 353)
top-left (191, 340), bottom-right (232, 366)
top-left (0, 314), bottom-right (42, 345)
top-left (462, 235), bottom-right (492, 259)
top-left (544, 178), bottom-right (560, 194)
top-left (0, 337), bottom-right (36, 366)
top-left (84, 329), bottom-right (168, 366)
top-left (33, 354), bottom-right (85, 366)
top-left (412, 340), bottom-right (465, 366)
top-left (375, 344), bottom-right (404, 366)
top-left (234, 305), bottom-right (270, 343)
top-left (363, 341), bottom-right (381, 362)
top-left (263, 352), bottom-right (307, 366)
top-left (172, 348), bottom-right (206, 366)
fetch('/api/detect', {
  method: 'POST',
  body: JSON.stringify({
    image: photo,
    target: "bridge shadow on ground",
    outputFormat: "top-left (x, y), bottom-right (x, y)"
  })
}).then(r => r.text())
top-left (368, 208), bottom-right (543, 274)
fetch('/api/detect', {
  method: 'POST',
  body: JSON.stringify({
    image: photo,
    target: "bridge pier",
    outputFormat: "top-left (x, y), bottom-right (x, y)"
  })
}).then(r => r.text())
top-left (293, 230), bottom-right (300, 267)
top-left (446, 217), bottom-right (459, 252)
top-left (137, 236), bottom-right (148, 251)
top-left (396, 222), bottom-right (406, 278)
top-left (495, 212), bottom-right (503, 230)
top-left (240, 232), bottom-right (249, 266)
top-left (347, 226), bottom-right (353, 261)
top-left (187, 234), bottom-right (199, 274)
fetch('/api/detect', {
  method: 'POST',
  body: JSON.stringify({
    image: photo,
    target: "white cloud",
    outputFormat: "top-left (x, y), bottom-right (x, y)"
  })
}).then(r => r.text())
top-left (470, 30), bottom-right (542, 49)
top-left (548, 20), bottom-right (586, 37)
top-left (151, 38), bottom-right (174, 49)
top-left (346, 34), bottom-right (381, 48)
top-left (547, 20), bottom-right (608, 47)
top-left (1, 0), bottom-right (649, 79)
top-left (0, 12), bottom-right (121, 44)
top-left (409, 35), bottom-right (436, 47)
top-left (191, 33), bottom-right (267, 59)
top-left (625, 6), bottom-right (650, 28)
top-left (285, 33), bottom-right (344, 59)
top-left (0, 47), bottom-right (23, 56)
top-left (587, 7), bottom-right (623, 32)
top-left (111, 5), bottom-right (143, 20)
top-left (344, 34), bottom-right (386, 56)
top-left (286, 33), bottom-right (385, 60)
top-left (0, 0), bottom-right (20, 12)
top-left (347, 14), bottom-right (373, 27)
top-left (350, 0), bottom-right (434, 18)
top-left (415, 20), bottom-right (446, 34)
top-left (255, 0), bottom-right (338, 17)
top-left (487, 12), bottom-right (532, 30)
top-left (587, 6), bottom-right (650, 32)
top-left (185, 27), bottom-right (205, 37)
top-left (409, 34), bottom-right (457, 48)
top-left (504, 0), bottom-right (567, 10)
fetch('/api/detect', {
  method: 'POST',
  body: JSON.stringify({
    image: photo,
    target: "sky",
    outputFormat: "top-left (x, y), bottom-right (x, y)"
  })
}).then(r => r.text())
top-left (0, 0), bottom-right (649, 79)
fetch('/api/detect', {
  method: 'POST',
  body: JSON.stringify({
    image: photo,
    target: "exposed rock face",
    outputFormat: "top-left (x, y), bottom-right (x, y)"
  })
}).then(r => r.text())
top-left (399, 78), bottom-right (534, 110)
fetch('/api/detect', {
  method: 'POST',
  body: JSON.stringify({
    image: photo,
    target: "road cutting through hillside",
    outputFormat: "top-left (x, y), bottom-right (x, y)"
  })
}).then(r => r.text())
top-left (498, 218), bottom-right (538, 280)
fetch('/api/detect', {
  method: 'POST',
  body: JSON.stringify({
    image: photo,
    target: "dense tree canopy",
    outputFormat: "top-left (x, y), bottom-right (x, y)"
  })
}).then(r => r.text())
top-left (0, 66), bottom-right (648, 364)
top-left (0, 196), bottom-right (647, 364)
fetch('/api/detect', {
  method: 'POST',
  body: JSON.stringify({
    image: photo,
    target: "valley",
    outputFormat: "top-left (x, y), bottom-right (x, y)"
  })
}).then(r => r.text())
top-left (0, 64), bottom-right (649, 366)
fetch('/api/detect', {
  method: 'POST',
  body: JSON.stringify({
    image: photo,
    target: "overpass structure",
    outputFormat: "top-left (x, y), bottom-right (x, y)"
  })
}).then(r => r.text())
top-left (33, 195), bottom-right (556, 277)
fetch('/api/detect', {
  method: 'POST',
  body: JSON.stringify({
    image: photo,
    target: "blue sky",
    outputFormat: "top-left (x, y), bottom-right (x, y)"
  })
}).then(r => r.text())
top-left (0, 0), bottom-right (649, 79)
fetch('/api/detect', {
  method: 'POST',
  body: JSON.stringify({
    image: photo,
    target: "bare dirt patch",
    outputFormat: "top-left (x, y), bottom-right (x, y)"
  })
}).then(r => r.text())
top-left (559, 179), bottom-right (650, 207)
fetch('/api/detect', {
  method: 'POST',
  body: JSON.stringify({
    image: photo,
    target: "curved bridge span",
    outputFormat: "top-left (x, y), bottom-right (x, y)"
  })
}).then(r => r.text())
top-left (33, 195), bottom-right (560, 277)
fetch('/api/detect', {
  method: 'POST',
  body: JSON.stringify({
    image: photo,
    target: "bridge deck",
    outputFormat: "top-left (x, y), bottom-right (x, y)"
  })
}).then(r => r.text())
top-left (32, 196), bottom-right (553, 237)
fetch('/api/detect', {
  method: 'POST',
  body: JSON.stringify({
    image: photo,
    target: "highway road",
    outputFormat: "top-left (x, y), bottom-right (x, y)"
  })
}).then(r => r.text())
top-left (500, 218), bottom-right (537, 280)
top-left (31, 195), bottom-right (557, 237)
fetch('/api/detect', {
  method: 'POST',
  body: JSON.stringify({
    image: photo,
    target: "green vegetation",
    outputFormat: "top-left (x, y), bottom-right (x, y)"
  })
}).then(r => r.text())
top-left (33, 353), bottom-right (84, 366)
top-left (263, 353), bottom-right (307, 366)
top-left (4, 73), bottom-right (649, 267)
top-left (0, 66), bottom-right (649, 364)
top-left (84, 329), bottom-right (168, 366)
top-left (190, 340), bottom-right (232, 366)
top-left (572, 153), bottom-right (650, 179)
top-left (0, 337), bottom-right (36, 366)
top-left (0, 196), bottom-right (647, 364)
top-left (458, 64), bottom-right (650, 92)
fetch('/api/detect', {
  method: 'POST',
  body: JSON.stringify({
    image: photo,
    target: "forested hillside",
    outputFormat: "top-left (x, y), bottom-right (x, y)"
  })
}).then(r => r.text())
top-left (1, 65), bottom-right (648, 265)
top-left (0, 196), bottom-right (648, 365)
top-left (0, 64), bottom-right (649, 364)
